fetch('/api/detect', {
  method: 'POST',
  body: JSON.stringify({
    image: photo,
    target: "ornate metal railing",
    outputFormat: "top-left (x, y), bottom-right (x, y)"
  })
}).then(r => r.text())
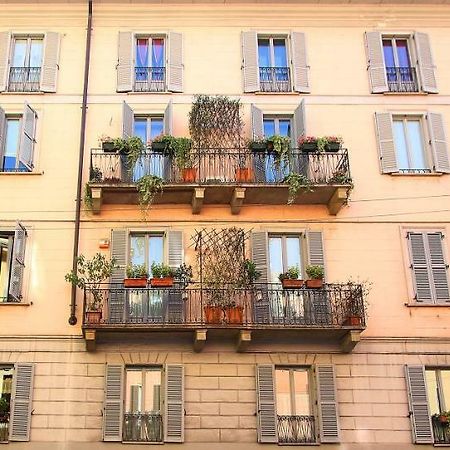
top-left (386, 66), bottom-right (419, 93)
top-left (7, 67), bottom-right (41, 92)
top-left (277, 415), bottom-right (316, 444)
top-left (89, 149), bottom-right (351, 186)
top-left (0, 418), bottom-right (8, 442)
top-left (259, 67), bottom-right (291, 92)
top-left (123, 413), bottom-right (162, 442)
top-left (82, 282), bottom-right (366, 328)
top-left (133, 67), bottom-right (166, 92)
top-left (432, 415), bottom-right (450, 444)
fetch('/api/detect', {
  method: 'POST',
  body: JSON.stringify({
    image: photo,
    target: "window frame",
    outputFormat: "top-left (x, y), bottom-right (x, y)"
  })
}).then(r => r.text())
top-left (10, 35), bottom-right (44, 69)
top-left (134, 35), bottom-right (166, 69)
top-left (133, 115), bottom-right (165, 144)
top-left (128, 232), bottom-right (166, 270)
top-left (257, 35), bottom-right (289, 69)
top-left (426, 367), bottom-right (450, 413)
top-left (1, 115), bottom-right (23, 172)
top-left (0, 232), bottom-right (14, 303)
top-left (382, 35), bottom-right (414, 69)
top-left (268, 233), bottom-right (304, 281)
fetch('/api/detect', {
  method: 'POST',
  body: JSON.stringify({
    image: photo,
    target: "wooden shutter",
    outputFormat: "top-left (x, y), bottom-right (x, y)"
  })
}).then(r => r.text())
top-left (293, 99), bottom-right (306, 146)
top-left (408, 232), bottom-right (433, 302)
top-left (0, 31), bottom-right (11, 92)
top-left (122, 101), bottom-right (134, 139)
top-left (242, 31), bottom-right (259, 92)
top-left (256, 365), bottom-right (277, 443)
top-left (168, 230), bottom-right (183, 269)
top-left (164, 100), bottom-right (173, 135)
top-left (405, 365), bottom-right (433, 444)
top-left (9, 222), bottom-right (27, 302)
top-left (364, 31), bottom-right (388, 93)
top-left (290, 32), bottom-right (310, 93)
top-left (414, 32), bottom-right (438, 94)
top-left (117, 31), bottom-right (133, 92)
top-left (9, 363), bottom-right (34, 442)
top-left (251, 104), bottom-right (264, 139)
top-left (109, 229), bottom-right (127, 323)
top-left (306, 231), bottom-right (325, 278)
top-left (103, 365), bottom-right (124, 442)
top-left (167, 32), bottom-right (183, 93)
top-left (0, 106), bottom-right (5, 153)
top-left (164, 364), bottom-right (184, 443)
top-left (374, 112), bottom-right (398, 173)
top-left (40, 32), bottom-right (60, 92)
top-left (252, 231), bottom-right (268, 283)
top-left (19, 103), bottom-right (37, 171)
top-left (427, 112), bottom-right (450, 173)
top-left (316, 365), bottom-right (340, 443)
top-left (427, 232), bottom-right (450, 302)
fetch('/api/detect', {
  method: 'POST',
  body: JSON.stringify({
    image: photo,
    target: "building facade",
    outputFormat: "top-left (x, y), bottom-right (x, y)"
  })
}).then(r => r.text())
top-left (0, 0), bottom-right (450, 449)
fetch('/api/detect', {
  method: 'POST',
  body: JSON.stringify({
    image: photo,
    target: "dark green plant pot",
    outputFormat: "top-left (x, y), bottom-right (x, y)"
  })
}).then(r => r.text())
top-left (152, 142), bottom-right (168, 153)
top-left (326, 143), bottom-right (341, 152)
top-left (250, 142), bottom-right (268, 152)
top-left (301, 143), bottom-right (318, 153)
top-left (102, 141), bottom-right (115, 152)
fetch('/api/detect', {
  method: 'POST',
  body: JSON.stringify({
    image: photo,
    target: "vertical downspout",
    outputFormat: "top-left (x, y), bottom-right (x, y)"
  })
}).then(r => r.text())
top-left (69, 0), bottom-right (93, 325)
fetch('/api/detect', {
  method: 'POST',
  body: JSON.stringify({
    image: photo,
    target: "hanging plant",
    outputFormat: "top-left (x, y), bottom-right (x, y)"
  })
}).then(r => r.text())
top-left (266, 135), bottom-right (291, 166)
top-left (136, 174), bottom-right (164, 214)
top-left (284, 173), bottom-right (313, 204)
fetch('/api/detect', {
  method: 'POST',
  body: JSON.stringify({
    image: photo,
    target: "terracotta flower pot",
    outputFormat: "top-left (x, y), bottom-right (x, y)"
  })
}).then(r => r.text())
top-left (86, 311), bottom-right (102, 324)
top-left (236, 168), bottom-right (253, 183)
top-left (124, 278), bottom-right (148, 288)
top-left (204, 306), bottom-right (223, 324)
top-left (345, 315), bottom-right (362, 326)
top-left (150, 277), bottom-right (174, 287)
top-left (182, 168), bottom-right (197, 183)
top-left (225, 306), bottom-right (244, 324)
top-left (439, 415), bottom-right (449, 424)
top-left (281, 279), bottom-right (304, 289)
top-left (306, 279), bottom-right (323, 289)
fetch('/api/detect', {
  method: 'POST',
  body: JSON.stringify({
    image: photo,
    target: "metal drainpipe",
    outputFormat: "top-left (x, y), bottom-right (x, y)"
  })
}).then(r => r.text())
top-left (69, 0), bottom-right (93, 325)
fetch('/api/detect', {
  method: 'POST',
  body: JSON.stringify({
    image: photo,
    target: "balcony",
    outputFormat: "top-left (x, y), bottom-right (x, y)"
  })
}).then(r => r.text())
top-left (277, 415), bottom-right (316, 444)
top-left (386, 66), bottom-right (419, 93)
top-left (0, 418), bottom-right (8, 442)
top-left (259, 67), bottom-right (291, 92)
top-left (432, 415), bottom-right (450, 444)
top-left (82, 282), bottom-right (366, 352)
top-left (123, 413), bottom-right (163, 443)
top-left (7, 67), bottom-right (41, 92)
top-left (88, 149), bottom-right (352, 215)
top-left (134, 67), bottom-right (166, 92)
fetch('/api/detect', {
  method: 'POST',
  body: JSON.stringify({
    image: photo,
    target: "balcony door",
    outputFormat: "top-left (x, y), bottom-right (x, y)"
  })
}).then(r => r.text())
top-left (135, 37), bottom-right (165, 92)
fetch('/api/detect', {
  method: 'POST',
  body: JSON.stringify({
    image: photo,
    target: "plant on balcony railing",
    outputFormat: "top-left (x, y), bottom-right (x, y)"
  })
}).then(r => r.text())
top-left (136, 174), bottom-right (164, 214)
top-left (328, 169), bottom-right (353, 187)
top-left (150, 262), bottom-right (176, 287)
top-left (247, 136), bottom-right (268, 152)
top-left (0, 398), bottom-right (9, 424)
top-left (284, 173), bottom-right (313, 204)
top-left (298, 135), bottom-right (344, 153)
top-left (124, 264), bottom-right (148, 288)
top-left (341, 278), bottom-right (371, 326)
top-left (279, 266), bottom-right (304, 289)
top-left (305, 265), bottom-right (324, 289)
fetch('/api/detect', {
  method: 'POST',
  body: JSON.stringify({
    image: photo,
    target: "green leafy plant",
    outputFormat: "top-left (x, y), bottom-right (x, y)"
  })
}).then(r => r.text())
top-left (89, 167), bottom-right (103, 182)
top-left (151, 262), bottom-right (176, 278)
top-left (136, 175), bottom-right (164, 213)
top-left (284, 173), bottom-right (314, 204)
top-left (298, 136), bottom-right (318, 147)
top-left (0, 398), bottom-right (9, 415)
top-left (175, 263), bottom-right (193, 285)
top-left (317, 137), bottom-right (328, 153)
top-left (242, 259), bottom-right (261, 284)
top-left (267, 135), bottom-right (291, 162)
top-left (83, 183), bottom-right (93, 211)
top-left (126, 264), bottom-right (148, 279)
top-left (328, 169), bottom-right (353, 187)
top-left (305, 265), bottom-right (324, 280)
top-left (279, 266), bottom-right (300, 282)
top-left (173, 137), bottom-right (194, 169)
top-left (65, 254), bottom-right (117, 311)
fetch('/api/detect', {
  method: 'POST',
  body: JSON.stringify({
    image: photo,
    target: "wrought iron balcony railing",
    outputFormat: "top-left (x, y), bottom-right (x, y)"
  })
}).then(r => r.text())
top-left (7, 67), bottom-right (41, 92)
top-left (0, 418), bottom-right (9, 442)
top-left (432, 415), bottom-right (450, 444)
top-left (123, 413), bottom-right (162, 442)
top-left (277, 415), bottom-right (316, 444)
top-left (89, 149), bottom-right (351, 186)
top-left (386, 66), bottom-right (419, 93)
top-left (259, 67), bottom-right (291, 92)
top-left (82, 282), bottom-right (366, 329)
top-left (134, 67), bottom-right (166, 92)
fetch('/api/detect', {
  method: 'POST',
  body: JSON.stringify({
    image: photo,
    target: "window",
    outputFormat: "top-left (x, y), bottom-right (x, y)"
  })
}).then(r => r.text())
top-left (365, 31), bottom-right (437, 94)
top-left (258, 37), bottom-right (290, 92)
top-left (0, 367), bottom-right (12, 442)
top-left (123, 367), bottom-right (163, 442)
top-left (426, 368), bottom-right (450, 444)
top-left (134, 37), bottom-right (166, 92)
top-left (268, 234), bottom-right (302, 283)
top-left (0, 234), bottom-right (14, 302)
top-left (407, 231), bottom-right (449, 304)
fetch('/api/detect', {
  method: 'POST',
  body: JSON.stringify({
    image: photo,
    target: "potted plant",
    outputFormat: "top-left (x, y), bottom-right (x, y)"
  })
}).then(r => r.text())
top-left (242, 259), bottom-right (261, 285)
top-left (175, 263), bottom-right (194, 287)
top-left (279, 266), bottom-right (304, 289)
top-left (305, 265), bottom-right (324, 289)
top-left (266, 135), bottom-right (290, 157)
top-left (65, 253), bottom-right (117, 324)
top-left (298, 136), bottom-right (319, 153)
top-left (328, 169), bottom-right (353, 186)
top-left (203, 288), bottom-right (225, 324)
top-left (151, 134), bottom-right (176, 154)
top-left (224, 300), bottom-right (244, 324)
top-left (99, 135), bottom-right (115, 152)
top-left (235, 154), bottom-right (253, 182)
top-left (283, 173), bottom-right (313, 205)
top-left (173, 137), bottom-right (196, 182)
top-left (324, 136), bottom-right (343, 152)
top-left (0, 398), bottom-right (9, 423)
top-left (150, 262), bottom-right (176, 287)
top-left (438, 411), bottom-right (450, 425)
top-left (136, 174), bottom-right (164, 214)
top-left (248, 137), bottom-right (268, 153)
top-left (124, 264), bottom-right (148, 287)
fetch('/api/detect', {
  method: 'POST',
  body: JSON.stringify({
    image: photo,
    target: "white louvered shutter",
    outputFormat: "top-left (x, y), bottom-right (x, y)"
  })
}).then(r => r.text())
top-left (109, 229), bottom-right (127, 322)
top-left (306, 231), bottom-right (325, 278)
top-left (9, 363), bottom-right (34, 441)
top-left (290, 32), bottom-right (309, 93)
top-left (374, 112), bottom-right (398, 173)
top-left (293, 99), bottom-right (306, 146)
top-left (251, 104), bottom-right (264, 139)
top-left (19, 103), bottom-right (37, 171)
top-left (242, 31), bottom-right (259, 93)
top-left (427, 112), bottom-right (450, 173)
top-left (117, 31), bottom-right (134, 92)
top-left (168, 230), bottom-right (183, 269)
top-left (103, 365), bottom-right (124, 441)
top-left (40, 32), bottom-right (60, 92)
top-left (0, 31), bottom-right (11, 92)
top-left (122, 101), bottom-right (134, 139)
top-left (256, 365), bottom-right (277, 443)
top-left (9, 222), bottom-right (27, 301)
top-left (164, 364), bottom-right (184, 442)
top-left (405, 365), bottom-right (433, 444)
top-left (164, 100), bottom-right (173, 135)
top-left (364, 31), bottom-right (388, 93)
top-left (251, 231), bottom-right (268, 283)
top-left (167, 32), bottom-right (183, 93)
top-left (316, 365), bottom-right (340, 443)
top-left (427, 232), bottom-right (450, 302)
top-left (0, 106), bottom-right (5, 152)
top-left (414, 32), bottom-right (438, 94)
top-left (408, 232), bottom-right (433, 302)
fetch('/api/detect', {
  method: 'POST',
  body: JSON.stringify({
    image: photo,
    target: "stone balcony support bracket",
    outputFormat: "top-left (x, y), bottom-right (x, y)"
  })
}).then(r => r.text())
top-left (84, 329), bottom-right (97, 352)
top-left (191, 188), bottom-right (205, 214)
top-left (237, 330), bottom-right (252, 352)
top-left (327, 187), bottom-right (349, 215)
top-left (193, 329), bottom-right (207, 352)
top-left (340, 330), bottom-right (361, 353)
top-left (230, 187), bottom-right (246, 215)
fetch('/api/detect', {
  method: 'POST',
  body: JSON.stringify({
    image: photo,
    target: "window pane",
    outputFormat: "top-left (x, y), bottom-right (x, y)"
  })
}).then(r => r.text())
top-left (134, 118), bottom-right (147, 143)
top-left (151, 39), bottom-right (164, 68)
top-left (269, 237), bottom-right (283, 283)
top-left (275, 369), bottom-right (292, 415)
top-left (30, 40), bottom-right (43, 67)
top-left (136, 39), bottom-right (149, 68)
top-left (126, 370), bottom-right (143, 412)
top-left (426, 370), bottom-right (440, 415)
top-left (382, 40), bottom-right (395, 67)
top-left (278, 120), bottom-right (291, 138)
top-left (286, 237), bottom-right (301, 276)
top-left (293, 369), bottom-right (310, 415)
top-left (0, 237), bottom-right (12, 301)
top-left (406, 120), bottom-right (427, 170)
top-left (130, 235), bottom-right (146, 266)
top-left (273, 39), bottom-right (287, 67)
top-left (441, 370), bottom-right (450, 411)
top-left (149, 236), bottom-right (164, 275)
top-left (393, 120), bottom-right (410, 169)
top-left (396, 40), bottom-right (410, 67)
top-left (150, 118), bottom-right (164, 139)
top-left (12, 40), bottom-right (27, 67)
top-left (144, 369), bottom-right (161, 412)
top-left (3, 119), bottom-right (20, 171)
top-left (258, 39), bottom-right (270, 67)
top-left (263, 119), bottom-right (275, 137)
